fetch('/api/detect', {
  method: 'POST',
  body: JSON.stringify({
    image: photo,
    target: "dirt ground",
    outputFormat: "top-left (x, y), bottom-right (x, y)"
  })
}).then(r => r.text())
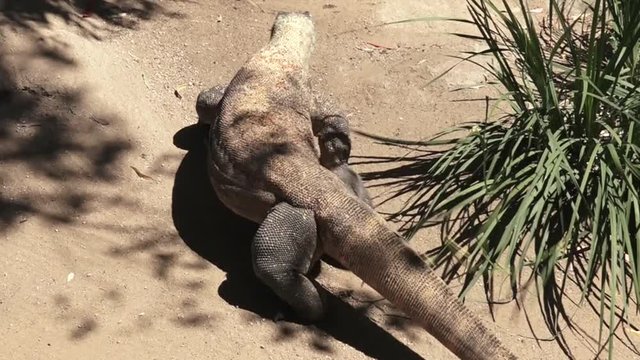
top-left (1, 1), bottom-right (638, 359)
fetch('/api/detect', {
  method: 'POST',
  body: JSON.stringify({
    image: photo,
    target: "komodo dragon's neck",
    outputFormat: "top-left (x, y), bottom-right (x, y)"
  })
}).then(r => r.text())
top-left (259, 14), bottom-right (316, 69)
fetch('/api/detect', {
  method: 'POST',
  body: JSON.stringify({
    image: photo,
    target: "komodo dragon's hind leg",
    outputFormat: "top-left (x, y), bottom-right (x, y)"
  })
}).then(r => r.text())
top-left (251, 202), bottom-right (325, 321)
top-left (196, 84), bottom-right (227, 125)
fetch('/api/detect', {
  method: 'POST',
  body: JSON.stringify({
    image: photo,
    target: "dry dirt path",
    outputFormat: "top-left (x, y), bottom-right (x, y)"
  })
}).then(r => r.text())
top-left (0, 1), bottom-right (636, 359)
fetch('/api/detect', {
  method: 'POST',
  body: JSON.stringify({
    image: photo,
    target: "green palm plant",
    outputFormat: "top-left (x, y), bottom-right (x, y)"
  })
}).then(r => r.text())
top-left (360, 0), bottom-right (640, 357)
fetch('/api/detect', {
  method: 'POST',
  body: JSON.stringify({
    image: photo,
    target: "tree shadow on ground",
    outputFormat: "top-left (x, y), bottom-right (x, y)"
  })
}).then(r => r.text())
top-left (1, 0), bottom-right (185, 38)
top-left (0, 0), bottom-right (187, 233)
top-left (0, 86), bottom-right (132, 228)
top-left (0, 57), bottom-right (131, 232)
top-left (171, 124), bottom-right (425, 360)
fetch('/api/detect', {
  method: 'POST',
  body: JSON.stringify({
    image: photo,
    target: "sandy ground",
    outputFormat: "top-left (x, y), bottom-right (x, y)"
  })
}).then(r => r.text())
top-left (1, 1), bottom-right (638, 359)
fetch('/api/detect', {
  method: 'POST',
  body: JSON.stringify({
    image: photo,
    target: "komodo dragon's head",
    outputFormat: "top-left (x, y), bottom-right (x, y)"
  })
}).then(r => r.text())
top-left (269, 11), bottom-right (316, 54)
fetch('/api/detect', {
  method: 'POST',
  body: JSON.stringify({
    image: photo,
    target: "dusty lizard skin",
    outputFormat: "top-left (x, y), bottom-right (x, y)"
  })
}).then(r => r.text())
top-left (197, 84), bottom-right (372, 206)
top-left (195, 11), bottom-right (518, 360)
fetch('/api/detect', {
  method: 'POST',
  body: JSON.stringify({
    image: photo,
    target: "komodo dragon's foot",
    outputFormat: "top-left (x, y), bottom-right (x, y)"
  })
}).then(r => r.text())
top-left (251, 202), bottom-right (325, 322)
top-left (196, 84), bottom-right (227, 125)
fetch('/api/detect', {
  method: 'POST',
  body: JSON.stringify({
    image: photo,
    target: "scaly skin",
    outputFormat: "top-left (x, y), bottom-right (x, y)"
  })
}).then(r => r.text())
top-left (197, 85), bottom-right (371, 205)
top-left (202, 11), bottom-right (518, 360)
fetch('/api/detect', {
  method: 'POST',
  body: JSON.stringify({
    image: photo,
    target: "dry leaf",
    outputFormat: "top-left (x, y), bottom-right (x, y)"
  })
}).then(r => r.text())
top-left (174, 84), bottom-right (189, 99)
top-left (366, 41), bottom-right (396, 50)
top-left (90, 116), bottom-right (110, 126)
top-left (141, 73), bottom-right (150, 89)
top-left (130, 166), bottom-right (155, 181)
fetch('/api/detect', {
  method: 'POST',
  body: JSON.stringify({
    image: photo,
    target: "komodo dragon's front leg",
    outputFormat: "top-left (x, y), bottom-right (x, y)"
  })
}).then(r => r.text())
top-left (196, 84), bottom-right (227, 126)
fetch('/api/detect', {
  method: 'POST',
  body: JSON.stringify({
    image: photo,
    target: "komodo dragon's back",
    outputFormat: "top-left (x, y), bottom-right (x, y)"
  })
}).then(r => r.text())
top-left (214, 13), bottom-right (316, 159)
top-left (204, 11), bottom-right (518, 360)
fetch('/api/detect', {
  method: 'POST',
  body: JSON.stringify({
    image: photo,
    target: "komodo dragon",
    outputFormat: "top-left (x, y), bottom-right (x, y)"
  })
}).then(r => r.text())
top-left (197, 85), bottom-right (373, 206)
top-left (195, 11), bottom-right (518, 360)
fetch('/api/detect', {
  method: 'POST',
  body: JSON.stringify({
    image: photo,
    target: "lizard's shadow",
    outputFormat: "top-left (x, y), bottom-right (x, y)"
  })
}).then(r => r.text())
top-left (171, 124), bottom-right (424, 360)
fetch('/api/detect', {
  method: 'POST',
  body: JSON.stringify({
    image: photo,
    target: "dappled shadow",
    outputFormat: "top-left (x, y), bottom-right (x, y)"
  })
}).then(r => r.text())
top-left (1, 0), bottom-right (185, 39)
top-left (358, 151), bottom-right (640, 359)
top-left (70, 318), bottom-right (98, 340)
top-left (0, 0), bottom-right (187, 233)
top-left (170, 124), bottom-right (425, 359)
top-left (52, 293), bottom-right (110, 341)
top-left (0, 71), bottom-right (132, 232)
top-left (359, 154), bottom-right (585, 356)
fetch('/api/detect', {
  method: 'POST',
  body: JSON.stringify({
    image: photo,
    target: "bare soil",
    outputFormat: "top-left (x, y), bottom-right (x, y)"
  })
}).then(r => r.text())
top-left (1, 1), bottom-right (637, 359)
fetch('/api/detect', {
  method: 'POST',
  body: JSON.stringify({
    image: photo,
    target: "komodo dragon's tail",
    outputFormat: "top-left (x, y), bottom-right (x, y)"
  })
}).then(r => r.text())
top-left (337, 215), bottom-right (518, 360)
top-left (273, 157), bottom-right (518, 360)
